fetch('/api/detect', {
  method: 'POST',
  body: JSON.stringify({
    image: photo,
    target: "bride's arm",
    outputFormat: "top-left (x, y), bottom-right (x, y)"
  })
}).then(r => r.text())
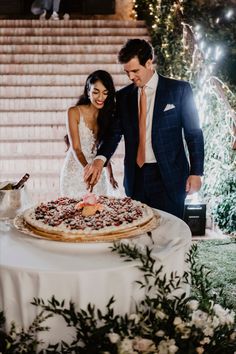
top-left (67, 106), bottom-right (88, 167)
top-left (106, 161), bottom-right (118, 189)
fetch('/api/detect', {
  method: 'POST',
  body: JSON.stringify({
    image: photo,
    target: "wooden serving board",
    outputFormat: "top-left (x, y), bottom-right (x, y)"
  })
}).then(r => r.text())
top-left (14, 213), bottom-right (160, 243)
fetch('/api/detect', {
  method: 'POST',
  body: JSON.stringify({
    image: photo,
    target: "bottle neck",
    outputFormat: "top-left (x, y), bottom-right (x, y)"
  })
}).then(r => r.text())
top-left (13, 173), bottom-right (30, 190)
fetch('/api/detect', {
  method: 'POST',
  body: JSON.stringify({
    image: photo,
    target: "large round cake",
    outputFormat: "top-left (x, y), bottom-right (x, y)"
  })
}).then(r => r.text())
top-left (23, 194), bottom-right (155, 240)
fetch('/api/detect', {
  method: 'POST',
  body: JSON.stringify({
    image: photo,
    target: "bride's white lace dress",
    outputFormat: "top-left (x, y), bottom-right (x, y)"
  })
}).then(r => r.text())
top-left (60, 115), bottom-right (115, 199)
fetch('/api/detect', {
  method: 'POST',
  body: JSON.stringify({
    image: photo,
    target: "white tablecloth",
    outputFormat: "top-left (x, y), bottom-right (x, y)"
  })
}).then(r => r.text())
top-left (0, 210), bottom-right (191, 344)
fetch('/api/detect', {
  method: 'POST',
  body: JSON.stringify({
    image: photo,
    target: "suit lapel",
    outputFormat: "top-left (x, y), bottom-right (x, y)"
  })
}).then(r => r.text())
top-left (152, 74), bottom-right (167, 133)
top-left (129, 85), bottom-right (139, 135)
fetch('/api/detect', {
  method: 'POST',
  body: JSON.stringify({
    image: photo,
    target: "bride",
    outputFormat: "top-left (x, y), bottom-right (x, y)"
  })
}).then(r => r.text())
top-left (60, 70), bottom-right (118, 199)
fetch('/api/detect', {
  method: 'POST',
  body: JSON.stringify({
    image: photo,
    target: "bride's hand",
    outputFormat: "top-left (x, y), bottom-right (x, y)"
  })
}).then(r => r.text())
top-left (109, 175), bottom-right (118, 189)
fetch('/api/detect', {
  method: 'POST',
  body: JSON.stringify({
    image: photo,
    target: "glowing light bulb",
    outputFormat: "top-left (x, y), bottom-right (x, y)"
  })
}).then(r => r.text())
top-left (215, 46), bottom-right (223, 61)
top-left (199, 41), bottom-right (206, 50)
top-left (195, 32), bottom-right (202, 41)
top-left (208, 63), bottom-right (215, 73)
top-left (225, 9), bottom-right (234, 19)
top-left (205, 47), bottom-right (212, 59)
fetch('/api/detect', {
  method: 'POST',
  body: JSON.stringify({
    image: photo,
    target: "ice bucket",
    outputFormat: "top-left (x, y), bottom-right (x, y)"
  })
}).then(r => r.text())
top-left (0, 184), bottom-right (30, 219)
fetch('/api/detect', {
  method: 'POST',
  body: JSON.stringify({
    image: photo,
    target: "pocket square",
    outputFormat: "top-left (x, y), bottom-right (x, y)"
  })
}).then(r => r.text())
top-left (164, 104), bottom-right (175, 112)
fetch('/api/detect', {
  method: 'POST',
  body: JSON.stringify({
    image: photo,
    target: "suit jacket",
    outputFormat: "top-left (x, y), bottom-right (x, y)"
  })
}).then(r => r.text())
top-left (98, 74), bottom-right (204, 203)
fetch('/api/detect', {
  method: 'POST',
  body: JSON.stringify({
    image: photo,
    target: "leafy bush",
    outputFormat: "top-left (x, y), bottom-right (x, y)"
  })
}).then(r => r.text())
top-left (214, 193), bottom-right (236, 235)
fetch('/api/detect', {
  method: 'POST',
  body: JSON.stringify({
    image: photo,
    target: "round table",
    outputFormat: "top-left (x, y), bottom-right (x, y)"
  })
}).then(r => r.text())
top-left (0, 210), bottom-right (191, 344)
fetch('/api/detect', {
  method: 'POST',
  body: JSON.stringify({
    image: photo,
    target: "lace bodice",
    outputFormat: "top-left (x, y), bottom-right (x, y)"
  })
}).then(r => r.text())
top-left (79, 116), bottom-right (97, 163)
top-left (60, 115), bottom-right (115, 199)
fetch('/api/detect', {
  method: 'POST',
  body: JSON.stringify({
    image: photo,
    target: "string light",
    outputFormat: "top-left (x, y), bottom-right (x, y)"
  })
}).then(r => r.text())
top-left (199, 41), bottom-right (206, 50)
top-left (215, 45), bottom-right (223, 61)
top-left (225, 9), bottom-right (234, 19)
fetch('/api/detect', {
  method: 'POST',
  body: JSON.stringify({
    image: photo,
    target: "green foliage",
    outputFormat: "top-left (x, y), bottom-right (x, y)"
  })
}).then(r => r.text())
top-left (135, 0), bottom-right (190, 79)
top-left (135, 0), bottom-right (236, 88)
top-left (0, 310), bottom-right (52, 354)
top-left (200, 90), bottom-right (236, 234)
top-left (0, 243), bottom-right (235, 353)
top-left (214, 193), bottom-right (236, 235)
top-left (182, 0), bottom-right (236, 89)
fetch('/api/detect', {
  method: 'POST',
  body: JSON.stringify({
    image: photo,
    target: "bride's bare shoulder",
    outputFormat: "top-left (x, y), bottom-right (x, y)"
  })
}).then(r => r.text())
top-left (67, 106), bottom-right (81, 121)
top-left (68, 105), bottom-right (79, 114)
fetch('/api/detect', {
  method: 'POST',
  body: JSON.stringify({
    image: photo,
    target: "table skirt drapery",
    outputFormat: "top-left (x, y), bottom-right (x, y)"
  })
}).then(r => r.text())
top-left (0, 210), bottom-right (191, 343)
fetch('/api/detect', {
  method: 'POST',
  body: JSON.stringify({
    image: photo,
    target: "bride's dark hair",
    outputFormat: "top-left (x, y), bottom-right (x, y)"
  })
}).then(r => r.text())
top-left (64, 70), bottom-right (116, 150)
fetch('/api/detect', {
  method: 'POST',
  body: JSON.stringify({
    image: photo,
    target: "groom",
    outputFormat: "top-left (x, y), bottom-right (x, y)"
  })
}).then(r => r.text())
top-left (84, 39), bottom-right (204, 219)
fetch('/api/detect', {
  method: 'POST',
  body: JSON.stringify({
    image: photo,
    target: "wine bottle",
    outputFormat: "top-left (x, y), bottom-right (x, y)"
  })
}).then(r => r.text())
top-left (12, 173), bottom-right (30, 190)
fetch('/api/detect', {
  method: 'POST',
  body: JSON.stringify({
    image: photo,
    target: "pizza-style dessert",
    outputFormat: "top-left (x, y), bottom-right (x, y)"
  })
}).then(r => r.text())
top-left (23, 194), bottom-right (155, 238)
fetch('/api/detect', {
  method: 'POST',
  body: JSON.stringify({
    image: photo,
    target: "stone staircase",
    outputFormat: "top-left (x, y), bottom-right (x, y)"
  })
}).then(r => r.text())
top-left (0, 19), bottom-right (149, 202)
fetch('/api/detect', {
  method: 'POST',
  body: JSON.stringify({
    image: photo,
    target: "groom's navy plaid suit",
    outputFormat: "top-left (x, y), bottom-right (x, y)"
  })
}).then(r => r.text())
top-left (98, 74), bottom-right (204, 218)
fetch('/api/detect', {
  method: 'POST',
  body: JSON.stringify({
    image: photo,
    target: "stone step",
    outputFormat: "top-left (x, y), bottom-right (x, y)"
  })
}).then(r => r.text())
top-left (0, 156), bottom-right (63, 173)
top-left (0, 19), bottom-right (146, 28)
top-left (0, 74), bottom-right (129, 86)
top-left (0, 63), bottom-right (123, 74)
top-left (0, 85), bottom-right (125, 98)
top-left (0, 53), bottom-right (118, 64)
top-left (0, 86), bottom-right (80, 99)
top-left (0, 112), bottom-right (66, 125)
top-left (0, 35), bottom-right (149, 45)
top-left (0, 27), bottom-right (147, 37)
top-left (0, 125), bottom-right (66, 139)
top-left (1, 173), bottom-right (60, 187)
top-left (0, 44), bottom-right (125, 54)
top-left (0, 140), bottom-right (65, 155)
top-left (0, 98), bottom-right (74, 110)
top-left (0, 123), bottom-right (65, 128)
top-left (0, 139), bottom-right (125, 156)
top-left (1, 172), bottom-right (60, 182)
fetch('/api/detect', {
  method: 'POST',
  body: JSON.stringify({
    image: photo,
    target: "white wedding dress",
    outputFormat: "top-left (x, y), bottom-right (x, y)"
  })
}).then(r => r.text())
top-left (60, 115), bottom-right (116, 199)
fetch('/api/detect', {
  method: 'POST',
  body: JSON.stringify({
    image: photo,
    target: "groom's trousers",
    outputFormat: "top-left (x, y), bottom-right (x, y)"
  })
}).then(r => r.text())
top-left (132, 163), bottom-right (185, 219)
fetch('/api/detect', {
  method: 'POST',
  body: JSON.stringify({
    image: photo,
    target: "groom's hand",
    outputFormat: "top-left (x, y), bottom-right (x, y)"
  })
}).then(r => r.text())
top-left (185, 175), bottom-right (202, 194)
top-left (84, 159), bottom-right (105, 190)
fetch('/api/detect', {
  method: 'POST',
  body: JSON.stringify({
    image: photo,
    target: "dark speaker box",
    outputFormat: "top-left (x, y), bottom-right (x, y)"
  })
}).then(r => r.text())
top-left (184, 203), bottom-right (206, 236)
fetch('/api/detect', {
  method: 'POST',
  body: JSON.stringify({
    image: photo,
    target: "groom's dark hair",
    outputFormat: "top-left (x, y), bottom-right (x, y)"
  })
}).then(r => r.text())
top-left (118, 39), bottom-right (154, 66)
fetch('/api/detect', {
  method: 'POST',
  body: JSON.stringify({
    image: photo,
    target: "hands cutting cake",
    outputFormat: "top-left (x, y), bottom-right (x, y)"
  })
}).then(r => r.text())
top-left (84, 160), bottom-right (105, 192)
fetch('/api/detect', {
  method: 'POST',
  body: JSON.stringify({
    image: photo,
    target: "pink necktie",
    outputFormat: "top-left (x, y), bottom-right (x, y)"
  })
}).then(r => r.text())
top-left (136, 86), bottom-right (147, 167)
